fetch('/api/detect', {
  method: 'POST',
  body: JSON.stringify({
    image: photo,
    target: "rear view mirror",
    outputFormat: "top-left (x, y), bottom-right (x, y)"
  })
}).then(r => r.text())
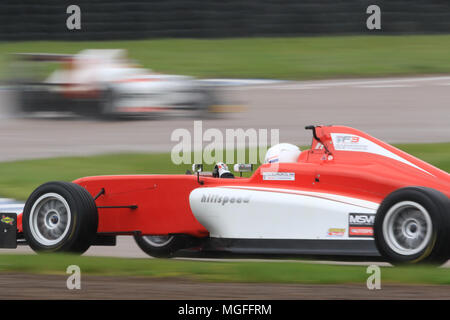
top-left (233, 164), bottom-right (253, 176)
top-left (192, 164), bottom-right (203, 173)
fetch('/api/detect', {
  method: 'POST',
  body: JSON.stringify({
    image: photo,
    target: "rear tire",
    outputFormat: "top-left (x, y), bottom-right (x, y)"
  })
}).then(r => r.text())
top-left (134, 234), bottom-right (191, 258)
top-left (15, 88), bottom-right (51, 114)
top-left (374, 186), bottom-right (450, 265)
top-left (191, 88), bottom-right (222, 119)
top-left (98, 87), bottom-right (118, 119)
top-left (23, 182), bottom-right (98, 254)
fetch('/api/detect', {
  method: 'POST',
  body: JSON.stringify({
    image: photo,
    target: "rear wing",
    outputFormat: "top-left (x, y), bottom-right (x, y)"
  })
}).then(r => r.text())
top-left (12, 53), bottom-right (74, 62)
top-left (7, 53), bottom-right (75, 84)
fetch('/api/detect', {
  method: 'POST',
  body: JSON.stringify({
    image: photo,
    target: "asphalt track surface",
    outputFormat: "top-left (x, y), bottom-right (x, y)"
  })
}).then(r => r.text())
top-left (0, 76), bottom-right (449, 162)
top-left (2, 273), bottom-right (450, 299)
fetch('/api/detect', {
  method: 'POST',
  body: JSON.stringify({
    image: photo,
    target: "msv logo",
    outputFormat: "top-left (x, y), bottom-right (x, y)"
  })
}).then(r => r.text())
top-left (349, 213), bottom-right (375, 226)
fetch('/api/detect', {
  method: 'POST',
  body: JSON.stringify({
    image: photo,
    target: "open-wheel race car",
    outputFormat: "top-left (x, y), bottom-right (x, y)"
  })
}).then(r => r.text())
top-left (9, 49), bottom-right (228, 119)
top-left (1, 125), bottom-right (449, 265)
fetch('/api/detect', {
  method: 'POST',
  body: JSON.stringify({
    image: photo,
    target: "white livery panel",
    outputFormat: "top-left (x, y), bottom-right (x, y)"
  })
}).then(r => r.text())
top-left (189, 187), bottom-right (379, 240)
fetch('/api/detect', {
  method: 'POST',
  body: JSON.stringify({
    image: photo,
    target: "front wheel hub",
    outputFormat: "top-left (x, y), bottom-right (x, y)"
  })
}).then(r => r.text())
top-left (29, 193), bottom-right (71, 246)
top-left (382, 201), bottom-right (432, 256)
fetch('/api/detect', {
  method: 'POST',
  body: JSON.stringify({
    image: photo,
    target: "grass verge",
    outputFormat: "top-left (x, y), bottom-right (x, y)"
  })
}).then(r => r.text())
top-left (0, 254), bottom-right (449, 285)
top-left (2, 35), bottom-right (450, 80)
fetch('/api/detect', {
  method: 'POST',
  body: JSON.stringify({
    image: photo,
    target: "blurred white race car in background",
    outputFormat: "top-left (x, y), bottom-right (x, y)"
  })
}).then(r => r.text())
top-left (10, 49), bottom-right (230, 118)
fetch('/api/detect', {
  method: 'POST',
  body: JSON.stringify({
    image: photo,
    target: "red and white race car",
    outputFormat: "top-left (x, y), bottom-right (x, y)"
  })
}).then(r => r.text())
top-left (1, 125), bottom-right (449, 265)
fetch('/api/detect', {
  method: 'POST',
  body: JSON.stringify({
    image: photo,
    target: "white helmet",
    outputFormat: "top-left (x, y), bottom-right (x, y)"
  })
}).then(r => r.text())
top-left (264, 143), bottom-right (301, 164)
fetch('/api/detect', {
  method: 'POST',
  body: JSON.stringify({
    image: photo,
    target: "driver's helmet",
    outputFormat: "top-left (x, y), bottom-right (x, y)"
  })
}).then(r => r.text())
top-left (264, 143), bottom-right (301, 164)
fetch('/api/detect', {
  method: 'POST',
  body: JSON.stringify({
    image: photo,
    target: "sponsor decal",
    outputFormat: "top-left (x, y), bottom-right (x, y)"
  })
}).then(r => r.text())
top-left (348, 213), bottom-right (375, 237)
top-left (327, 228), bottom-right (345, 237)
top-left (1, 214), bottom-right (14, 226)
top-left (349, 226), bottom-right (374, 237)
top-left (332, 134), bottom-right (369, 151)
top-left (349, 213), bottom-right (375, 226)
top-left (262, 172), bottom-right (295, 181)
top-left (331, 133), bottom-right (433, 176)
top-left (201, 194), bottom-right (250, 206)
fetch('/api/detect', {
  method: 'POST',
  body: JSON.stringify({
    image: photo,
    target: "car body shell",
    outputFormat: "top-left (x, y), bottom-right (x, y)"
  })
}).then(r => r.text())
top-left (16, 126), bottom-right (450, 255)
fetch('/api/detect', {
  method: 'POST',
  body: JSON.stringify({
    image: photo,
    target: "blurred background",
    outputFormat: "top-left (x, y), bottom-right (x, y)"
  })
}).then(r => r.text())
top-left (0, 0), bottom-right (449, 159)
top-left (3, 0), bottom-right (450, 40)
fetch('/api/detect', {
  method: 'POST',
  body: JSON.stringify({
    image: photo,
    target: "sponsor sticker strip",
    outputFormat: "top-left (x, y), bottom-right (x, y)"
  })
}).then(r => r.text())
top-left (262, 172), bottom-right (295, 181)
top-left (327, 228), bottom-right (345, 237)
top-left (349, 226), bottom-right (374, 237)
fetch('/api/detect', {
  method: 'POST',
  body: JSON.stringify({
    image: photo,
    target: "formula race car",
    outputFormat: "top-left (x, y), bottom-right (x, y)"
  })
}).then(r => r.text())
top-left (9, 49), bottom-right (227, 118)
top-left (1, 125), bottom-right (449, 265)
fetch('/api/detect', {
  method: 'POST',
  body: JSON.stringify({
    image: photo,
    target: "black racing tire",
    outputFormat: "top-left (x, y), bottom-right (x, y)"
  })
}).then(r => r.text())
top-left (192, 88), bottom-right (222, 119)
top-left (97, 87), bottom-right (118, 119)
top-left (15, 87), bottom-right (47, 114)
top-left (73, 87), bottom-right (116, 119)
top-left (374, 186), bottom-right (450, 265)
top-left (134, 234), bottom-right (192, 258)
top-left (22, 182), bottom-right (98, 254)
top-left (15, 87), bottom-right (33, 113)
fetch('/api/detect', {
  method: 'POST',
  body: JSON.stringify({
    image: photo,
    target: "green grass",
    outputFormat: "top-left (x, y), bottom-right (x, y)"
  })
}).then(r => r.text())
top-left (2, 35), bottom-right (450, 80)
top-left (0, 143), bottom-right (448, 201)
top-left (394, 143), bottom-right (450, 173)
top-left (0, 254), bottom-right (449, 285)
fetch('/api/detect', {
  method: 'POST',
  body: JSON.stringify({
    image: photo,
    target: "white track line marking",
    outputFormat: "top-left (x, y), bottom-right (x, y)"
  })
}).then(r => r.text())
top-left (0, 198), bottom-right (16, 204)
top-left (354, 84), bottom-right (416, 88)
top-left (241, 76), bottom-right (450, 90)
top-left (0, 198), bottom-right (24, 213)
top-left (200, 79), bottom-right (288, 86)
top-left (290, 86), bottom-right (324, 90)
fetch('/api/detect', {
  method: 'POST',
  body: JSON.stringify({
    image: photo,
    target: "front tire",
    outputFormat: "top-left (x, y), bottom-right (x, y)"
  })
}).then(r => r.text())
top-left (191, 88), bottom-right (222, 119)
top-left (374, 186), bottom-right (450, 265)
top-left (23, 182), bottom-right (98, 254)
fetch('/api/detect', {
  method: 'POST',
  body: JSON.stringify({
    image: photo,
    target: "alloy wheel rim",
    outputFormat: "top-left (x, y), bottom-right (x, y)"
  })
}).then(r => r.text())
top-left (29, 193), bottom-right (71, 246)
top-left (142, 235), bottom-right (174, 247)
top-left (382, 201), bottom-right (432, 256)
